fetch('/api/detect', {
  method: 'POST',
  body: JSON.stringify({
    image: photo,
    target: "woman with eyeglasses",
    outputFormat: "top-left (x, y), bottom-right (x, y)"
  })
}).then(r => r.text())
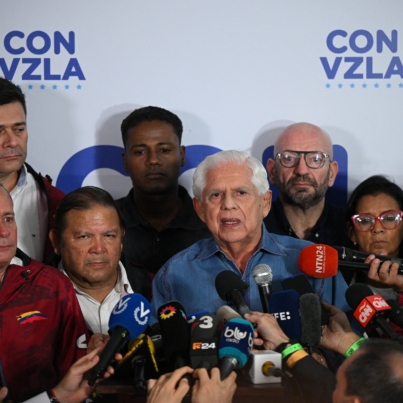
top-left (345, 175), bottom-right (403, 301)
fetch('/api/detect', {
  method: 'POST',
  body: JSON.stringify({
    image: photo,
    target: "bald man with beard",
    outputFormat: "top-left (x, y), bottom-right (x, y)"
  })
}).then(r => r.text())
top-left (264, 122), bottom-right (353, 282)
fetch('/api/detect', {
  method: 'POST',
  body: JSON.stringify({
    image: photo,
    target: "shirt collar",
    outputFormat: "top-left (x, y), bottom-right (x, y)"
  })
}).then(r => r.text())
top-left (58, 260), bottom-right (131, 296)
top-left (9, 164), bottom-right (27, 197)
top-left (272, 198), bottom-right (329, 236)
top-left (195, 225), bottom-right (286, 260)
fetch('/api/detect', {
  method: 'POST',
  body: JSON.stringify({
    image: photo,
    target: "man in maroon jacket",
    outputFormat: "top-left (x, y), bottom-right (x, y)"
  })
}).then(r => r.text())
top-left (0, 185), bottom-right (89, 402)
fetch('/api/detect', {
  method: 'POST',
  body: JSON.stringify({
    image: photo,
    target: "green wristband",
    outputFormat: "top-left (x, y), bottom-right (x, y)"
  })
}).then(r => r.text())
top-left (281, 343), bottom-right (304, 359)
top-left (344, 337), bottom-right (366, 358)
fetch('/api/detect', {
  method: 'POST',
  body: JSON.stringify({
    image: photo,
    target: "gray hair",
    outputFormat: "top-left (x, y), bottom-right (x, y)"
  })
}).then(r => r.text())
top-left (192, 150), bottom-right (270, 199)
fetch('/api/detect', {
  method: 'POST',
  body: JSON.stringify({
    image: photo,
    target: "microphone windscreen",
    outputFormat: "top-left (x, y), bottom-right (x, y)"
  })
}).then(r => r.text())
top-left (190, 314), bottom-right (221, 369)
top-left (157, 301), bottom-right (190, 367)
top-left (216, 306), bottom-right (242, 325)
top-left (187, 311), bottom-right (211, 325)
top-left (109, 293), bottom-right (151, 338)
top-left (298, 244), bottom-right (338, 278)
top-left (215, 270), bottom-right (248, 301)
top-left (252, 264), bottom-right (273, 286)
top-left (269, 290), bottom-right (302, 340)
top-left (299, 294), bottom-right (322, 348)
top-left (191, 314), bottom-right (222, 338)
top-left (345, 283), bottom-right (373, 310)
top-left (218, 318), bottom-right (253, 368)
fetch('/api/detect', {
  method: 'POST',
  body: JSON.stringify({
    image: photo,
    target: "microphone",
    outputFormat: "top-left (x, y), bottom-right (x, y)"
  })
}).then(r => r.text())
top-left (268, 290), bottom-right (302, 340)
top-left (282, 273), bottom-right (330, 325)
top-left (215, 270), bottom-right (251, 317)
top-left (244, 350), bottom-right (283, 384)
top-left (386, 299), bottom-right (403, 329)
top-left (299, 294), bottom-right (322, 353)
top-left (345, 284), bottom-right (400, 341)
top-left (298, 244), bottom-right (403, 278)
top-left (158, 301), bottom-right (190, 370)
top-left (216, 306), bottom-right (242, 325)
top-left (334, 246), bottom-right (403, 271)
top-left (218, 318), bottom-right (254, 380)
top-left (252, 264), bottom-right (273, 313)
top-left (131, 336), bottom-right (159, 396)
top-left (189, 314), bottom-right (221, 369)
top-left (88, 294), bottom-right (151, 385)
top-left (187, 311), bottom-right (211, 325)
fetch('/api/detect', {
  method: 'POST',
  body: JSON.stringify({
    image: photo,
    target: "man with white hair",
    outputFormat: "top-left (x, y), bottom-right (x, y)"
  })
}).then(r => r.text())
top-left (151, 150), bottom-right (350, 317)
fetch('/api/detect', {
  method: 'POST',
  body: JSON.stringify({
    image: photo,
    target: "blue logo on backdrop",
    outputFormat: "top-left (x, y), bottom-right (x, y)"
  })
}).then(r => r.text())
top-left (321, 29), bottom-right (403, 89)
top-left (0, 31), bottom-right (85, 83)
top-left (57, 144), bottom-right (348, 207)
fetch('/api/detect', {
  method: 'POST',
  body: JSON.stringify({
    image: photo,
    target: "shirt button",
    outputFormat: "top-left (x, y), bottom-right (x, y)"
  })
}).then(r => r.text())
top-left (315, 233), bottom-right (319, 238)
top-left (156, 238), bottom-right (160, 242)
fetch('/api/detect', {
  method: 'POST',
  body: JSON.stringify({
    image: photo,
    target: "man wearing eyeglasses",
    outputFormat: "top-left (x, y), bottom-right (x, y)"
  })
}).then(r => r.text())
top-left (264, 122), bottom-right (353, 282)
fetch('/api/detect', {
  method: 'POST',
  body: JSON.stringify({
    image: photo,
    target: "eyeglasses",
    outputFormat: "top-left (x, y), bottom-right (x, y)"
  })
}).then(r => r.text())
top-left (351, 210), bottom-right (403, 232)
top-left (276, 150), bottom-right (330, 169)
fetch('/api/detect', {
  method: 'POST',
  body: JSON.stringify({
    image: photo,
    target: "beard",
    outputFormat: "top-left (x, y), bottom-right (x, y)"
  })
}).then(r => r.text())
top-left (275, 169), bottom-right (330, 211)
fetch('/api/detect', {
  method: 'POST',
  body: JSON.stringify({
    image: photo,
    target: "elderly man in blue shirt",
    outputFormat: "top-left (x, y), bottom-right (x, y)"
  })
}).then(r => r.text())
top-left (151, 150), bottom-right (349, 318)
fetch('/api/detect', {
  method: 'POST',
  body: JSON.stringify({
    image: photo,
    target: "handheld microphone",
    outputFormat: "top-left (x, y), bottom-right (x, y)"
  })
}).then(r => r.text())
top-left (158, 301), bottom-right (190, 370)
top-left (189, 314), bottom-right (221, 369)
top-left (299, 293), bottom-right (322, 353)
top-left (131, 336), bottom-right (159, 396)
top-left (215, 270), bottom-right (251, 317)
top-left (298, 244), bottom-right (403, 278)
top-left (345, 284), bottom-right (399, 340)
top-left (252, 264), bottom-right (273, 313)
top-left (334, 246), bottom-right (403, 272)
top-left (268, 290), bottom-right (302, 340)
top-left (88, 293), bottom-right (151, 385)
top-left (187, 311), bottom-right (210, 325)
top-left (386, 299), bottom-right (403, 329)
top-left (216, 306), bottom-right (242, 325)
top-left (218, 318), bottom-right (254, 380)
top-left (244, 350), bottom-right (283, 384)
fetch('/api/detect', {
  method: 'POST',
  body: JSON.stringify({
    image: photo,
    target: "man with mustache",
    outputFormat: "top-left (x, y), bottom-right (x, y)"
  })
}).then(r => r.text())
top-left (116, 106), bottom-right (210, 277)
top-left (48, 186), bottom-right (149, 333)
top-left (264, 123), bottom-right (352, 280)
top-left (0, 77), bottom-right (64, 262)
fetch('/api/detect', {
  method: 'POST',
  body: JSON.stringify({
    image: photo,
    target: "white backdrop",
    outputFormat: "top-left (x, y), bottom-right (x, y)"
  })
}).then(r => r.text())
top-left (2, 1), bottom-right (402, 202)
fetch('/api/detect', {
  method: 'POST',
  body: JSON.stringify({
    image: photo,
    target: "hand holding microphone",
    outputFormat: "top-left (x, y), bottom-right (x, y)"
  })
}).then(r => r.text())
top-left (298, 244), bottom-right (403, 278)
top-left (244, 311), bottom-right (289, 351)
top-left (367, 257), bottom-right (403, 292)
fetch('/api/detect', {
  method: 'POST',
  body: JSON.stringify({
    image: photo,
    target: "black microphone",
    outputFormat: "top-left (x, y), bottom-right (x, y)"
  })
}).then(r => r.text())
top-left (299, 293), bottom-right (322, 354)
top-left (334, 246), bottom-right (403, 274)
top-left (332, 246), bottom-right (403, 274)
top-left (215, 271), bottom-right (251, 317)
top-left (252, 264), bottom-right (273, 313)
top-left (88, 294), bottom-right (151, 385)
top-left (386, 299), bottom-right (403, 329)
top-left (189, 314), bottom-right (221, 370)
top-left (157, 301), bottom-right (190, 370)
top-left (299, 244), bottom-right (403, 278)
top-left (345, 284), bottom-right (400, 341)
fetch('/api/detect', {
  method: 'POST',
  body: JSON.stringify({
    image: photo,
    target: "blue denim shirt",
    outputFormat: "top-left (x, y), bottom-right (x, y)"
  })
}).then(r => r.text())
top-left (151, 227), bottom-right (350, 323)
